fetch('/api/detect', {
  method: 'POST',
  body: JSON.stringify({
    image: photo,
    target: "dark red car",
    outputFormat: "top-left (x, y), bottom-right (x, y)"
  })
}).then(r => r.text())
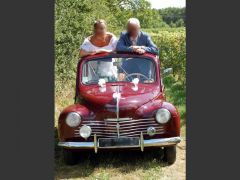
top-left (58, 52), bottom-right (181, 165)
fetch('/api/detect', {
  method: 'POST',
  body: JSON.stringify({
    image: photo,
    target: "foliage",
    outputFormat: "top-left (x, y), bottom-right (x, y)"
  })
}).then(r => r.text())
top-left (144, 28), bottom-right (186, 85)
top-left (159, 7), bottom-right (185, 27)
top-left (55, 0), bottom-right (185, 93)
top-left (55, 2), bottom-right (186, 116)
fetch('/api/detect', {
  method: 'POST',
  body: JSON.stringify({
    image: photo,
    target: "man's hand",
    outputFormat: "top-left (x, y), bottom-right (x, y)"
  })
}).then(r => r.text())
top-left (131, 46), bottom-right (140, 51)
top-left (135, 48), bottom-right (146, 54)
top-left (131, 46), bottom-right (146, 54)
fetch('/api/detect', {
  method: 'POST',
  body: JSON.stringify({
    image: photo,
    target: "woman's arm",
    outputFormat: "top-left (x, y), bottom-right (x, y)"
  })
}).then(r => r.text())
top-left (79, 49), bottom-right (113, 57)
top-left (79, 49), bottom-right (96, 57)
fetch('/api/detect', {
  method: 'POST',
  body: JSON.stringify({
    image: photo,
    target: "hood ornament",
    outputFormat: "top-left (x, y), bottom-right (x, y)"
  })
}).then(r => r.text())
top-left (98, 79), bottom-right (106, 92)
top-left (131, 78), bottom-right (139, 91)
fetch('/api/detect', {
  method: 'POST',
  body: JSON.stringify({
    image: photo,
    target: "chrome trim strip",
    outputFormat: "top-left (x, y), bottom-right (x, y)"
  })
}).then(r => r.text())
top-left (144, 137), bottom-right (181, 147)
top-left (82, 127), bottom-right (164, 133)
top-left (74, 130), bottom-right (165, 136)
top-left (94, 134), bottom-right (97, 153)
top-left (105, 117), bottom-right (133, 121)
top-left (80, 122), bottom-right (158, 128)
top-left (58, 137), bottom-right (181, 149)
top-left (140, 132), bottom-right (144, 152)
top-left (58, 141), bottom-right (94, 148)
top-left (75, 124), bottom-right (160, 130)
top-left (83, 118), bottom-right (155, 124)
top-left (74, 132), bottom-right (165, 138)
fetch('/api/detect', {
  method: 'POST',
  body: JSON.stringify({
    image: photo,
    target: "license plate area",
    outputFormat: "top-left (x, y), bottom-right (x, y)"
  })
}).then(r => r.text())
top-left (98, 137), bottom-right (139, 148)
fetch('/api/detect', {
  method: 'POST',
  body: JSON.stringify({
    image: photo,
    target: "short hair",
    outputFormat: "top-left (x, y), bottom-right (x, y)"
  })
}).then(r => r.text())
top-left (93, 19), bottom-right (107, 29)
top-left (127, 18), bottom-right (140, 27)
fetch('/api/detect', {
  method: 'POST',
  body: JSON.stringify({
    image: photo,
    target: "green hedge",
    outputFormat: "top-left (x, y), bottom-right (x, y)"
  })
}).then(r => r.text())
top-left (150, 29), bottom-right (186, 85)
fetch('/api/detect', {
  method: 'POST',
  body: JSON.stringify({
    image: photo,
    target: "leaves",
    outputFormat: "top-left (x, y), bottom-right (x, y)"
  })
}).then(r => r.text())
top-left (55, 0), bottom-right (186, 93)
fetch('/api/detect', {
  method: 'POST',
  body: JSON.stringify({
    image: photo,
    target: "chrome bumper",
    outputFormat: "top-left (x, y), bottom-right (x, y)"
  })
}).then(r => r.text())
top-left (58, 136), bottom-right (181, 152)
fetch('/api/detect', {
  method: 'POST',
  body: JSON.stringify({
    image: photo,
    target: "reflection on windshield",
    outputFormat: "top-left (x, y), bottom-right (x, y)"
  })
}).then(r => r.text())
top-left (82, 58), bottom-right (156, 84)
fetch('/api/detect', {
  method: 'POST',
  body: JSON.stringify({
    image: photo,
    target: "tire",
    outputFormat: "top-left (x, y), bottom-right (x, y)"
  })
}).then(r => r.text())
top-left (63, 149), bottom-right (78, 165)
top-left (163, 146), bottom-right (176, 165)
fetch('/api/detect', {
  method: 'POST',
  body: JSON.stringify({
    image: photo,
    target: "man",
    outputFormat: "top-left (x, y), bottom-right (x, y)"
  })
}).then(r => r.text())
top-left (116, 18), bottom-right (159, 55)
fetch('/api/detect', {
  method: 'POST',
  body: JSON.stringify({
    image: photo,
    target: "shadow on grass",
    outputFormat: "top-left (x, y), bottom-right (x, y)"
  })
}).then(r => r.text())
top-left (55, 129), bottom-right (168, 179)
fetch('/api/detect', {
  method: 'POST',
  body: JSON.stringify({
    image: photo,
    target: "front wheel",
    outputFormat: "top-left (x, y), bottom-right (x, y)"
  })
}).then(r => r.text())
top-left (163, 146), bottom-right (176, 165)
top-left (63, 149), bottom-right (78, 165)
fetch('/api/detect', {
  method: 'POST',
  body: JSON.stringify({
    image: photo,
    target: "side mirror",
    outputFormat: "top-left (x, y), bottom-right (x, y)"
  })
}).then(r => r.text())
top-left (163, 68), bottom-right (173, 76)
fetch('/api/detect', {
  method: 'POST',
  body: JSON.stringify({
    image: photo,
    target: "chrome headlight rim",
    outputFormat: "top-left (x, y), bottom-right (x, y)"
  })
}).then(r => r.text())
top-left (155, 108), bottom-right (171, 124)
top-left (65, 112), bottom-right (81, 127)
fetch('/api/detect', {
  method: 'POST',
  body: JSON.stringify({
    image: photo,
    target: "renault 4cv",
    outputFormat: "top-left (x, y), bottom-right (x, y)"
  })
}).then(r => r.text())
top-left (58, 52), bottom-right (181, 165)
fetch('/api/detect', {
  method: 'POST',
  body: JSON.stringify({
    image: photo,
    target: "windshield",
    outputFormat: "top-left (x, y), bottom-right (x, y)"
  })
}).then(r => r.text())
top-left (82, 57), bottom-right (156, 84)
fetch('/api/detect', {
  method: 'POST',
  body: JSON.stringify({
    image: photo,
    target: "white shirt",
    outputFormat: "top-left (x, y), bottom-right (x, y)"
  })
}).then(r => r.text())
top-left (80, 33), bottom-right (118, 81)
top-left (80, 33), bottom-right (118, 52)
top-left (130, 36), bottom-right (138, 46)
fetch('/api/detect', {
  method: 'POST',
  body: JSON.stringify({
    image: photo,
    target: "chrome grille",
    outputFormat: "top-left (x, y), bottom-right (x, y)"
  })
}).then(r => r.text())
top-left (74, 118), bottom-right (165, 138)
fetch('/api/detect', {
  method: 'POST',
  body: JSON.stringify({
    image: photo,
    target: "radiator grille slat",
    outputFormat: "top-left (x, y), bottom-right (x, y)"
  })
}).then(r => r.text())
top-left (75, 118), bottom-right (165, 138)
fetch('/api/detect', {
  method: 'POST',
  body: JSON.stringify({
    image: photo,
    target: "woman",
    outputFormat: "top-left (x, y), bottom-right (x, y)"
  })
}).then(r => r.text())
top-left (79, 19), bottom-right (118, 57)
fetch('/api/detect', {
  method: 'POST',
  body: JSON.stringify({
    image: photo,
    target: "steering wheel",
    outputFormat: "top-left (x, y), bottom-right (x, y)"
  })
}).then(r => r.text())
top-left (125, 73), bottom-right (149, 81)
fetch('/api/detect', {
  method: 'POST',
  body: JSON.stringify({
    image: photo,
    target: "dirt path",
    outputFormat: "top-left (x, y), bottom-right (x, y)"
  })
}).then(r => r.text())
top-left (160, 138), bottom-right (186, 180)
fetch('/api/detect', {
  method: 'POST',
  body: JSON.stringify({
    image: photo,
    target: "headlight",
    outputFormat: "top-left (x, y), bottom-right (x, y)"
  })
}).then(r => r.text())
top-left (79, 125), bottom-right (92, 139)
top-left (155, 108), bottom-right (171, 124)
top-left (65, 112), bottom-right (81, 127)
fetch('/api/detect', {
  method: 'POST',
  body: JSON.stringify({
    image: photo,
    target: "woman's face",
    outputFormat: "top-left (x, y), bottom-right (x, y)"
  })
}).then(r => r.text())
top-left (94, 23), bottom-right (107, 35)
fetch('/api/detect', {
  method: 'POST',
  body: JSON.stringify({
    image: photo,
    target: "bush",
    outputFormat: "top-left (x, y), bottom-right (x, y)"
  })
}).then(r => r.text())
top-left (147, 28), bottom-right (186, 86)
top-left (55, 1), bottom-right (186, 92)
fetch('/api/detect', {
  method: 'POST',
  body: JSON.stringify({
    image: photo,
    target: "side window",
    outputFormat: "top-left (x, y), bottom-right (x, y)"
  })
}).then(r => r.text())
top-left (82, 62), bottom-right (98, 83)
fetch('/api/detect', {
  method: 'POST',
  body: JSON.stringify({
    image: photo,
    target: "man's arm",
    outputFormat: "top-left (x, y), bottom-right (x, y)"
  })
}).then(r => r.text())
top-left (143, 35), bottom-right (159, 55)
top-left (116, 33), bottom-right (133, 53)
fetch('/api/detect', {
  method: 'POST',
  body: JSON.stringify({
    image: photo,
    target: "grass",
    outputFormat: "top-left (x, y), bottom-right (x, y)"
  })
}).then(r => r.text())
top-left (54, 76), bottom-right (186, 180)
top-left (55, 149), bottom-right (169, 180)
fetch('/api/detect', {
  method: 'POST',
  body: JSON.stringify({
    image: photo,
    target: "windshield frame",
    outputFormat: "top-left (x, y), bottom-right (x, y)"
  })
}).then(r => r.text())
top-left (78, 53), bottom-right (161, 87)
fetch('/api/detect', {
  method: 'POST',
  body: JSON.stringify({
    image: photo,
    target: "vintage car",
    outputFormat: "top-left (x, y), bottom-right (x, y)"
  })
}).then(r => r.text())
top-left (58, 52), bottom-right (181, 165)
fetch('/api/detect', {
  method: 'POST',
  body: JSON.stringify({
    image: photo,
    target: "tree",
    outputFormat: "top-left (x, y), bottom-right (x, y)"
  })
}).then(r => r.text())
top-left (159, 7), bottom-right (185, 27)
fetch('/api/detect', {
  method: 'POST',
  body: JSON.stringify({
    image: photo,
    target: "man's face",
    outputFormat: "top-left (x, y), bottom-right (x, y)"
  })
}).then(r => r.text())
top-left (127, 23), bottom-right (140, 37)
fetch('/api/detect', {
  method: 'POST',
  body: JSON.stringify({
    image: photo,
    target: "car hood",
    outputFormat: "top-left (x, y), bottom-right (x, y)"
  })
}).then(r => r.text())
top-left (79, 83), bottom-right (161, 117)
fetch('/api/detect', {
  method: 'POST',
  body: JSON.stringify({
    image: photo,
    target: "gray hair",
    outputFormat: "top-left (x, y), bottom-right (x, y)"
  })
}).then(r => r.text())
top-left (127, 18), bottom-right (140, 27)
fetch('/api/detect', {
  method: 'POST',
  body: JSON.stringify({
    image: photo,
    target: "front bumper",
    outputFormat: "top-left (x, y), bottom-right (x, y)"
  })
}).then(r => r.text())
top-left (58, 136), bottom-right (181, 152)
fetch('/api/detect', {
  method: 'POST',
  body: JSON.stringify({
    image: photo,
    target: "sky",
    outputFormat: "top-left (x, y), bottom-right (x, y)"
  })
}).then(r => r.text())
top-left (146, 0), bottom-right (186, 9)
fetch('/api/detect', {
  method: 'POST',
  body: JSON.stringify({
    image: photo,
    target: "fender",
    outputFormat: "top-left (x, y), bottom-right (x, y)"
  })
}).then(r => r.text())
top-left (58, 104), bottom-right (90, 141)
top-left (136, 100), bottom-right (180, 136)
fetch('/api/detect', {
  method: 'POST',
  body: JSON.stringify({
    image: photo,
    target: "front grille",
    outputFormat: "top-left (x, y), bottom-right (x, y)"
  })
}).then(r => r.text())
top-left (74, 118), bottom-right (165, 138)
